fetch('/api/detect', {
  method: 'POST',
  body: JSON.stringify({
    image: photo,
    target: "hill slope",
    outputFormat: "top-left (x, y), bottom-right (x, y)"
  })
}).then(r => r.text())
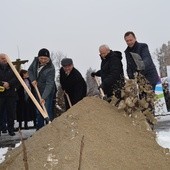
top-left (1, 97), bottom-right (170, 170)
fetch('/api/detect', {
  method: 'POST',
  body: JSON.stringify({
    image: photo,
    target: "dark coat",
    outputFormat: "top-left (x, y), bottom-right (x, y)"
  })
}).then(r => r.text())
top-left (60, 67), bottom-right (87, 109)
top-left (125, 41), bottom-right (159, 89)
top-left (28, 57), bottom-right (55, 100)
top-left (95, 50), bottom-right (124, 98)
top-left (16, 78), bottom-right (36, 122)
top-left (0, 63), bottom-right (19, 97)
top-left (0, 63), bottom-right (20, 132)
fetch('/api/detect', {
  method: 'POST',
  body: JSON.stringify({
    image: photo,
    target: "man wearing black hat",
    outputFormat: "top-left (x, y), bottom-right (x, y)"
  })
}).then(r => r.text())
top-left (60, 58), bottom-right (87, 110)
top-left (28, 48), bottom-right (56, 130)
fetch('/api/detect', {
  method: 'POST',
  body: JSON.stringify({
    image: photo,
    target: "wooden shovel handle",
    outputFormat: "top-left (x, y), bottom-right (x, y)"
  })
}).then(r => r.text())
top-left (64, 91), bottom-right (72, 108)
top-left (5, 54), bottom-right (49, 119)
top-left (94, 76), bottom-right (105, 98)
top-left (34, 85), bottom-right (49, 120)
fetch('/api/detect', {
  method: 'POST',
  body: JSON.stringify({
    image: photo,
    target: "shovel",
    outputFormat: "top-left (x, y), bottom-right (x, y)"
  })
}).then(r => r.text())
top-left (64, 91), bottom-right (72, 108)
top-left (130, 52), bottom-right (145, 71)
top-left (94, 76), bottom-right (107, 100)
top-left (5, 54), bottom-right (49, 121)
top-left (34, 85), bottom-right (51, 123)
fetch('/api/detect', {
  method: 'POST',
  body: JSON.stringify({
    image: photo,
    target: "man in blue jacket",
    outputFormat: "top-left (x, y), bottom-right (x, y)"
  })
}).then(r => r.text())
top-left (28, 48), bottom-right (55, 130)
top-left (124, 31), bottom-right (159, 90)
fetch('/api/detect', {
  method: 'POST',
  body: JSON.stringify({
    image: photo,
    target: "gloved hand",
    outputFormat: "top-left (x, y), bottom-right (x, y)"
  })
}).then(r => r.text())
top-left (91, 72), bottom-right (96, 77)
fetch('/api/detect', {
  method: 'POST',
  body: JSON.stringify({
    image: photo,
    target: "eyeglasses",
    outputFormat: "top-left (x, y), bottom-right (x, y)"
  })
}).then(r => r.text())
top-left (99, 52), bottom-right (107, 57)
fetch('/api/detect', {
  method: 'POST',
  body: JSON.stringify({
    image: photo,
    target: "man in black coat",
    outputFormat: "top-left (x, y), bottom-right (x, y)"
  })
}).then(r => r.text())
top-left (91, 44), bottom-right (125, 100)
top-left (0, 54), bottom-right (20, 136)
top-left (124, 31), bottom-right (159, 90)
top-left (60, 58), bottom-right (87, 110)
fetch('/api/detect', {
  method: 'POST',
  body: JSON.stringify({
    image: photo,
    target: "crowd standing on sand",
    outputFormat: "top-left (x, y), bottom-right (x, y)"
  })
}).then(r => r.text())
top-left (0, 31), bottom-right (162, 136)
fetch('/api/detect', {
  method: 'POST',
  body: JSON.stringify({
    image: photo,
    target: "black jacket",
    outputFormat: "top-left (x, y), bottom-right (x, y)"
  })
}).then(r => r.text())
top-left (95, 50), bottom-right (124, 97)
top-left (125, 41), bottom-right (159, 89)
top-left (60, 67), bottom-right (87, 107)
top-left (0, 63), bottom-right (20, 97)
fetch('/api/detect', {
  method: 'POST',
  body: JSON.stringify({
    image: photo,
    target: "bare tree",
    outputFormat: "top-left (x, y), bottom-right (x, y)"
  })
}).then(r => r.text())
top-left (85, 67), bottom-right (100, 96)
top-left (51, 51), bottom-right (67, 116)
top-left (155, 41), bottom-right (170, 77)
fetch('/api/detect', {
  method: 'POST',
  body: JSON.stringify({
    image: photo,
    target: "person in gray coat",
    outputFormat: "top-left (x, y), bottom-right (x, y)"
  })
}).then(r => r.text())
top-left (28, 48), bottom-right (55, 130)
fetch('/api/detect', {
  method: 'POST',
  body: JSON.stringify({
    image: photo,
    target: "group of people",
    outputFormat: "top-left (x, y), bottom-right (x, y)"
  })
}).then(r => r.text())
top-left (92, 31), bottom-right (159, 103)
top-left (0, 31), bottom-right (160, 136)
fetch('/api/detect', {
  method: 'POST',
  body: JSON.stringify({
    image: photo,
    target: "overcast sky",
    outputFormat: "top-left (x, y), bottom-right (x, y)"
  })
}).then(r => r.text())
top-left (1, 0), bottom-right (170, 76)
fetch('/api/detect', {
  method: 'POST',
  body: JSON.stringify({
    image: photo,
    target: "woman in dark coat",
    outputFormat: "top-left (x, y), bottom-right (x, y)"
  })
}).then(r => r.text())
top-left (16, 69), bottom-right (36, 129)
top-left (60, 58), bottom-right (87, 110)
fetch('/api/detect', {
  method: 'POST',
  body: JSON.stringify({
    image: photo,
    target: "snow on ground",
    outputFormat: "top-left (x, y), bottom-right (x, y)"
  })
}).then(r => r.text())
top-left (155, 114), bottom-right (170, 149)
top-left (0, 121), bottom-right (36, 163)
top-left (0, 147), bottom-right (8, 164)
top-left (156, 130), bottom-right (170, 149)
top-left (0, 141), bottom-right (21, 164)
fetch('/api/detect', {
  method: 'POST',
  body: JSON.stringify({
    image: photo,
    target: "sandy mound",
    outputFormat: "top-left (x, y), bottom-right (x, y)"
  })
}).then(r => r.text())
top-left (1, 97), bottom-right (170, 170)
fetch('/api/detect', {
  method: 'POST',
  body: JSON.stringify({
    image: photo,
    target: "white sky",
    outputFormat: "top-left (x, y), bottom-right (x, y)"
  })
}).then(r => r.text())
top-left (1, 0), bottom-right (170, 76)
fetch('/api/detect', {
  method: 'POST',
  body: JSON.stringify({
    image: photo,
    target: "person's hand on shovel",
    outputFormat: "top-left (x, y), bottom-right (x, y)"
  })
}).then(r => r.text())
top-left (40, 98), bottom-right (45, 105)
top-left (92, 75), bottom-right (109, 101)
top-left (91, 72), bottom-right (97, 77)
top-left (34, 85), bottom-right (51, 124)
top-left (31, 80), bottom-right (38, 87)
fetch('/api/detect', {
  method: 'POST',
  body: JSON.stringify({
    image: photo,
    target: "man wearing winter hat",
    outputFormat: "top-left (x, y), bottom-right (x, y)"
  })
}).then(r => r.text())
top-left (60, 58), bottom-right (87, 110)
top-left (28, 48), bottom-right (56, 130)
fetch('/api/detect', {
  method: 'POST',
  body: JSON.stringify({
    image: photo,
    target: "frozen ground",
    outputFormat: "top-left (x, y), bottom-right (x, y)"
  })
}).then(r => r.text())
top-left (1, 116), bottom-right (170, 164)
top-left (0, 121), bottom-right (36, 163)
top-left (155, 114), bottom-right (170, 149)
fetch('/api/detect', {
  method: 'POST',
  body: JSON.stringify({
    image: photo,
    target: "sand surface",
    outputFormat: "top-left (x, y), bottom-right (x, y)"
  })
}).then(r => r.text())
top-left (1, 97), bottom-right (170, 170)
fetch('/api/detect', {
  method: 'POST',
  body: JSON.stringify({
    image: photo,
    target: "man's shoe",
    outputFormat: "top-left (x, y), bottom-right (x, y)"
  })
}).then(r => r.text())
top-left (9, 132), bottom-right (16, 136)
top-left (2, 130), bottom-right (7, 133)
top-left (24, 125), bottom-right (29, 129)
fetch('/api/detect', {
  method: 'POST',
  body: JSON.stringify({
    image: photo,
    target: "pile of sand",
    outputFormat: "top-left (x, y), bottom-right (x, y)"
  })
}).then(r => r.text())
top-left (1, 97), bottom-right (170, 170)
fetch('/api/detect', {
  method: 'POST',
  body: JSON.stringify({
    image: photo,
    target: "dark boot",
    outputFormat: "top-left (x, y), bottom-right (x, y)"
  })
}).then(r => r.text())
top-left (9, 131), bottom-right (15, 136)
top-left (2, 129), bottom-right (7, 133)
top-left (19, 122), bottom-right (22, 129)
top-left (24, 121), bottom-right (28, 129)
top-left (33, 120), bottom-right (36, 128)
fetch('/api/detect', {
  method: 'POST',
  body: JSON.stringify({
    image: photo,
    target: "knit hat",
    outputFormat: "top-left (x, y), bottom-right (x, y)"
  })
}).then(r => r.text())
top-left (61, 58), bottom-right (73, 66)
top-left (38, 48), bottom-right (50, 58)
